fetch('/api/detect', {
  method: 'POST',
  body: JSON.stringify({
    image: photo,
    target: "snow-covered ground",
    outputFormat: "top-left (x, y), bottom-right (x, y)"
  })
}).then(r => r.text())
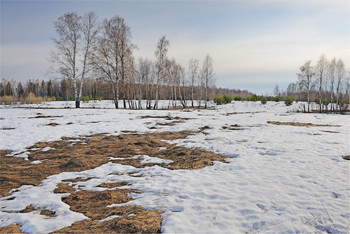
top-left (0, 101), bottom-right (349, 233)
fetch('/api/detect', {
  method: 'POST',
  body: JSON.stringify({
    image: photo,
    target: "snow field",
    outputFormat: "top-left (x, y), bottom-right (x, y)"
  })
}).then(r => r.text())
top-left (0, 101), bottom-right (349, 233)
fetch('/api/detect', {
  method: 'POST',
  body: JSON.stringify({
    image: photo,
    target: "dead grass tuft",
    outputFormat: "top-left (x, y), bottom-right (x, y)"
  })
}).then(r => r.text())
top-left (0, 93), bottom-right (44, 105)
top-left (47, 122), bottom-right (59, 126)
top-left (267, 121), bottom-right (340, 127)
top-left (0, 225), bottom-right (24, 233)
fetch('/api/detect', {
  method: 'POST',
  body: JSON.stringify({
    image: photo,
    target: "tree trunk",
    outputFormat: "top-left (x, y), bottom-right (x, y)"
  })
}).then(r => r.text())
top-left (307, 91), bottom-right (310, 113)
top-left (153, 83), bottom-right (159, 109)
top-left (75, 100), bottom-right (80, 108)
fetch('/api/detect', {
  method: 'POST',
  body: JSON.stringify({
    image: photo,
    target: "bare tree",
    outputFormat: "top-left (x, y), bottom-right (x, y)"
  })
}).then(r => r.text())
top-left (315, 54), bottom-right (328, 113)
top-left (50, 12), bottom-right (98, 108)
top-left (346, 72), bottom-right (350, 105)
top-left (335, 58), bottom-right (345, 111)
top-left (154, 36), bottom-right (169, 109)
top-left (328, 58), bottom-right (336, 111)
top-left (51, 12), bottom-right (81, 107)
top-left (188, 59), bottom-right (199, 107)
top-left (91, 15), bottom-right (133, 109)
top-left (273, 84), bottom-right (280, 97)
top-left (136, 58), bottom-right (151, 109)
top-left (125, 50), bottom-right (136, 109)
top-left (201, 54), bottom-right (214, 109)
top-left (78, 12), bottom-right (99, 107)
top-left (179, 64), bottom-right (187, 107)
top-left (117, 20), bottom-right (135, 108)
top-left (298, 60), bottom-right (314, 113)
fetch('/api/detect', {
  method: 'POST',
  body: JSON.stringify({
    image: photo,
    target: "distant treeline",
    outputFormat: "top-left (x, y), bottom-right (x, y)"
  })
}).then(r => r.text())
top-left (0, 78), bottom-right (253, 105)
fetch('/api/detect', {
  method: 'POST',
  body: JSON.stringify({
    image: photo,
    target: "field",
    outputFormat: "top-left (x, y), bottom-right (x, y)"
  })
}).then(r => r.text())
top-left (0, 100), bottom-right (349, 233)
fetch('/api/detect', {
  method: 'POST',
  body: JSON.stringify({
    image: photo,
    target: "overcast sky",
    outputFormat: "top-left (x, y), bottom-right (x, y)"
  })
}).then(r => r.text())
top-left (1, 0), bottom-right (349, 94)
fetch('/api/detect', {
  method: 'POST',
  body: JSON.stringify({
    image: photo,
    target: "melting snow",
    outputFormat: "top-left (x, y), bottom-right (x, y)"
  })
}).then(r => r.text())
top-left (0, 101), bottom-right (349, 233)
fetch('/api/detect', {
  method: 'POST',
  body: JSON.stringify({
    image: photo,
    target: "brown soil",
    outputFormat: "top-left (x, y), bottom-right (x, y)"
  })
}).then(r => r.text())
top-left (267, 121), bottom-right (340, 127)
top-left (0, 129), bottom-right (227, 233)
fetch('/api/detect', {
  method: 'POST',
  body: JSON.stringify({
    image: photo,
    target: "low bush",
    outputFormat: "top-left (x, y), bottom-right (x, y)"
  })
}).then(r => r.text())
top-left (274, 96), bottom-right (281, 102)
top-left (261, 96), bottom-right (268, 104)
top-left (82, 96), bottom-right (90, 103)
top-left (213, 94), bottom-right (225, 105)
top-left (223, 94), bottom-right (232, 103)
top-left (234, 96), bottom-right (242, 101)
top-left (285, 96), bottom-right (293, 106)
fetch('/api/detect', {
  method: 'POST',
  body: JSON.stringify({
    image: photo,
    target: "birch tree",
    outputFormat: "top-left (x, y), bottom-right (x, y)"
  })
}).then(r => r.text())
top-left (297, 60), bottom-right (314, 113)
top-left (315, 54), bottom-right (327, 113)
top-left (188, 59), bottom-right (199, 107)
top-left (51, 12), bottom-right (81, 107)
top-left (201, 54), bottom-right (214, 109)
top-left (136, 58), bottom-right (151, 109)
top-left (79, 12), bottom-right (99, 107)
top-left (335, 58), bottom-right (345, 111)
top-left (328, 58), bottom-right (336, 111)
top-left (51, 12), bottom-right (98, 108)
top-left (91, 15), bottom-right (132, 109)
top-left (154, 36), bottom-right (169, 109)
top-left (117, 20), bottom-right (135, 108)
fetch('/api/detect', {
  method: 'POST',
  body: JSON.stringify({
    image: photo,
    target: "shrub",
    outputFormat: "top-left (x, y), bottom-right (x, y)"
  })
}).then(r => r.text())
top-left (213, 94), bottom-right (225, 105)
top-left (261, 96), bottom-right (268, 104)
top-left (274, 96), bottom-right (281, 102)
top-left (57, 96), bottom-right (64, 101)
top-left (0, 96), bottom-right (17, 105)
top-left (234, 96), bottom-right (242, 101)
top-left (285, 96), bottom-right (293, 106)
top-left (50, 96), bottom-right (56, 101)
top-left (82, 96), bottom-right (90, 103)
top-left (223, 94), bottom-right (232, 103)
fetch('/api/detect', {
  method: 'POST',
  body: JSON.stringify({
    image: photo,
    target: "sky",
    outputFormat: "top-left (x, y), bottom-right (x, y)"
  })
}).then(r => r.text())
top-left (1, 0), bottom-right (349, 95)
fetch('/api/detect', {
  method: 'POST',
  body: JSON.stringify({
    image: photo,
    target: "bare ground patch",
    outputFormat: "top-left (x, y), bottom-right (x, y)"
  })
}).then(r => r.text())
top-left (20, 205), bottom-right (57, 217)
top-left (46, 122), bottom-right (59, 126)
top-left (0, 127), bottom-right (15, 130)
top-left (140, 115), bottom-right (192, 121)
top-left (29, 115), bottom-right (63, 119)
top-left (267, 121), bottom-right (340, 127)
top-left (342, 155), bottom-right (350, 160)
top-left (0, 129), bottom-right (227, 233)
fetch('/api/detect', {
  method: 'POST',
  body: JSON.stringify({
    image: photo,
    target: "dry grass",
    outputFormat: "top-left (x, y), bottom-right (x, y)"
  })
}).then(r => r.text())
top-left (0, 130), bottom-right (227, 233)
top-left (267, 121), bottom-right (340, 127)
top-left (0, 93), bottom-right (44, 105)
